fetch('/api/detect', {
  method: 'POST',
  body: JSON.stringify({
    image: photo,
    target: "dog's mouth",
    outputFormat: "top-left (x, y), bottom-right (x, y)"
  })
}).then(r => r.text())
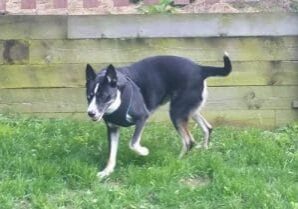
top-left (90, 114), bottom-right (103, 122)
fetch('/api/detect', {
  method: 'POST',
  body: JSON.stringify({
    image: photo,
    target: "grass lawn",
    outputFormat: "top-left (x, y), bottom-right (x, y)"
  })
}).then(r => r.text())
top-left (0, 115), bottom-right (297, 209)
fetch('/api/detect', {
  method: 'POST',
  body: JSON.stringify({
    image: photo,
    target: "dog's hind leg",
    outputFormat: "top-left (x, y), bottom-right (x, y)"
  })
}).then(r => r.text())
top-left (170, 111), bottom-right (195, 158)
top-left (177, 120), bottom-right (196, 158)
top-left (192, 112), bottom-right (212, 149)
top-left (129, 118), bottom-right (150, 156)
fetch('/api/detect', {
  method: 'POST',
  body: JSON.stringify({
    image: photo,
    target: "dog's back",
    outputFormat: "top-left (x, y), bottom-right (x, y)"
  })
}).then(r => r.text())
top-left (121, 55), bottom-right (231, 112)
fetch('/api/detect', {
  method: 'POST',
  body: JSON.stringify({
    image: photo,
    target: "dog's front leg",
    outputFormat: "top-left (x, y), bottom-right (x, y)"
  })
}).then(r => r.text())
top-left (129, 119), bottom-right (149, 156)
top-left (97, 123), bottom-right (120, 178)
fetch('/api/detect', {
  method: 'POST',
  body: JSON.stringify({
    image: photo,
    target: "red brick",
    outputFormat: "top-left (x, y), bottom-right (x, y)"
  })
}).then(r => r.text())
top-left (83, 0), bottom-right (99, 8)
top-left (21, 0), bottom-right (36, 9)
top-left (174, 0), bottom-right (190, 5)
top-left (144, 0), bottom-right (160, 5)
top-left (0, 0), bottom-right (6, 11)
top-left (53, 0), bottom-right (67, 8)
top-left (113, 0), bottom-right (130, 7)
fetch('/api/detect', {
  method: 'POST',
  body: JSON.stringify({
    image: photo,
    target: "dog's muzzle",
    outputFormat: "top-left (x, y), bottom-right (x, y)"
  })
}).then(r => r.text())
top-left (87, 110), bottom-right (103, 121)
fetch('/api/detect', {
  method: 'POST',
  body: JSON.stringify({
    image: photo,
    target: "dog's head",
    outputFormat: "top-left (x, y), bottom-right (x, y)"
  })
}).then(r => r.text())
top-left (86, 64), bottom-right (121, 121)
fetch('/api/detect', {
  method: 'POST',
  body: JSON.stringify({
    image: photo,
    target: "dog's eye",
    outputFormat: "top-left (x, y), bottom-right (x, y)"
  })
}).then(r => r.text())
top-left (88, 93), bottom-right (94, 100)
top-left (106, 95), bottom-right (111, 101)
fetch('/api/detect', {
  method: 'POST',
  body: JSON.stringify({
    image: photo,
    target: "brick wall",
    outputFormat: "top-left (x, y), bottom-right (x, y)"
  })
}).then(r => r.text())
top-left (0, 0), bottom-right (192, 15)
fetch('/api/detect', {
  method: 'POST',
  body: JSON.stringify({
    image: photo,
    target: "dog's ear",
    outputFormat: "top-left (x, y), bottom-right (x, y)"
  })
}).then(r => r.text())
top-left (105, 64), bottom-right (117, 87)
top-left (86, 64), bottom-right (96, 82)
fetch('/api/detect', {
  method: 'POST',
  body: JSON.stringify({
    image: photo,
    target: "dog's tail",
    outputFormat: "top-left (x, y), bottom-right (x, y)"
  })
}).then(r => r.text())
top-left (201, 52), bottom-right (232, 79)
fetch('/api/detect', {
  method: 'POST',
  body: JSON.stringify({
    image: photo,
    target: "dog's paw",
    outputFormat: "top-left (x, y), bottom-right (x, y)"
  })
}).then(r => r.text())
top-left (195, 143), bottom-right (209, 149)
top-left (97, 169), bottom-right (113, 179)
top-left (138, 146), bottom-right (150, 156)
top-left (131, 145), bottom-right (150, 156)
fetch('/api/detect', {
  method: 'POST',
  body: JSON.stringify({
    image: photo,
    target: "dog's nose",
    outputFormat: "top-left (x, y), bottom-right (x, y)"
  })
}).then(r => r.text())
top-left (88, 111), bottom-right (96, 118)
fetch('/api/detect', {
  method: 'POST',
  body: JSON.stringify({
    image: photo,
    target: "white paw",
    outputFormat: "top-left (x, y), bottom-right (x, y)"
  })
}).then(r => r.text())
top-left (138, 146), bottom-right (150, 156)
top-left (97, 169), bottom-right (113, 179)
top-left (179, 150), bottom-right (187, 159)
top-left (131, 145), bottom-right (150, 156)
top-left (195, 143), bottom-right (209, 149)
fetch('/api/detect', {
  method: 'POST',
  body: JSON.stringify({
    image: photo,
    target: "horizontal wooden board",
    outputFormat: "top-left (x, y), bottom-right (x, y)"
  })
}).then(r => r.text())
top-left (152, 86), bottom-right (298, 111)
top-left (12, 110), bottom-right (298, 128)
top-left (29, 37), bottom-right (298, 64)
top-left (204, 86), bottom-right (298, 111)
top-left (275, 110), bottom-right (298, 126)
top-left (209, 61), bottom-right (298, 87)
top-left (292, 100), bottom-right (298, 109)
top-left (0, 16), bottom-right (67, 39)
top-left (0, 14), bottom-right (297, 40)
top-left (0, 41), bottom-right (3, 64)
top-left (0, 86), bottom-right (297, 114)
top-left (19, 110), bottom-right (276, 128)
top-left (1, 61), bottom-right (297, 89)
top-left (2, 40), bottom-right (29, 64)
top-left (0, 88), bottom-right (86, 113)
top-left (0, 64), bottom-right (87, 89)
top-left (21, 112), bottom-right (89, 120)
top-left (149, 109), bottom-right (276, 128)
top-left (68, 13), bottom-right (298, 38)
top-left (17, 109), bottom-right (298, 128)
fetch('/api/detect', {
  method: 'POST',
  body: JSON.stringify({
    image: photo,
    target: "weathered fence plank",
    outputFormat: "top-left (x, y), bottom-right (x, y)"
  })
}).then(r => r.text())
top-left (202, 110), bottom-right (276, 128)
top-left (1, 86), bottom-right (297, 113)
top-left (1, 61), bottom-right (298, 89)
top-left (275, 110), bottom-right (298, 126)
top-left (2, 40), bottom-right (29, 65)
top-left (0, 40), bottom-right (3, 64)
top-left (0, 88), bottom-right (85, 113)
top-left (0, 64), bottom-right (86, 89)
top-left (68, 13), bottom-right (298, 38)
top-left (205, 86), bottom-right (298, 111)
top-left (21, 110), bottom-right (277, 128)
top-left (0, 16), bottom-right (67, 39)
top-left (29, 37), bottom-right (298, 64)
top-left (208, 61), bottom-right (298, 87)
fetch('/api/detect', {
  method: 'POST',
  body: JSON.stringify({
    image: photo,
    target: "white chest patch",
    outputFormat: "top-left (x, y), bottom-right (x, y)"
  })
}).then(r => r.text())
top-left (106, 90), bottom-right (122, 114)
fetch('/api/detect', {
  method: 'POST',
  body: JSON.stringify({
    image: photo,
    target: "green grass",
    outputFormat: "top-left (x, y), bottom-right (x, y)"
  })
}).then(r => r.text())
top-left (0, 114), bottom-right (297, 209)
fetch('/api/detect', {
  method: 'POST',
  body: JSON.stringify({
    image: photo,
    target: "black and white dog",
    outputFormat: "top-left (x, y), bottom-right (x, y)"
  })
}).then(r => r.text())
top-left (86, 53), bottom-right (231, 178)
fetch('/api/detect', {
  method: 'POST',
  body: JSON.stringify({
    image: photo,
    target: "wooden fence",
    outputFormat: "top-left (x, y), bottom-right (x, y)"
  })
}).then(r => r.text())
top-left (0, 13), bottom-right (297, 128)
